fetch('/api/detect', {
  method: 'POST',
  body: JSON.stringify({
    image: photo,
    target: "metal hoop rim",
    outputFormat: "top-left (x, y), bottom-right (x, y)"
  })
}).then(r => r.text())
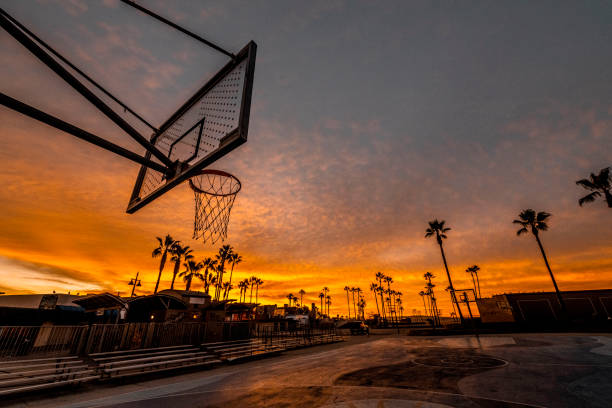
top-left (188, 169), bottom-right (242, 197)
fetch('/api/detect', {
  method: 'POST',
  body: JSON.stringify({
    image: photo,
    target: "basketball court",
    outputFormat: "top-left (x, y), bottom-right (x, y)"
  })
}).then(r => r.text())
top-left (2, 333), bottom-right (609, 408)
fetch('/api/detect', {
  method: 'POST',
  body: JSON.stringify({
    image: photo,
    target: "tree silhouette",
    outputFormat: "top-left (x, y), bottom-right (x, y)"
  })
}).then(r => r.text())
top-left (169, 243), bottom-right (193, 290)
top-left (513, 209), bottom-right (567, 316)
top-left (576, 167), bottom-right (611, 208)
top-left (152, 234), bottom-right (175, 294)
top-left (425, 219), bottom-right (464, 321)
top-left (465, 265), bottom-right (481, 298)
top-left (179, 259), bottom-right (203, 292)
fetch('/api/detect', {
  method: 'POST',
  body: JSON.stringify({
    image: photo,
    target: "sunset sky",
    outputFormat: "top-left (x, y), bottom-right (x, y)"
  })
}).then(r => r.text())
top-left (1, 0), bottom-right (611, 317)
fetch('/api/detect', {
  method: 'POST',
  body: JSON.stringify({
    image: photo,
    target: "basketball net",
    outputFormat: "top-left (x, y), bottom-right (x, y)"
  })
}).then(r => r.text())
top-left (188, 170), bottom-right (241, 244)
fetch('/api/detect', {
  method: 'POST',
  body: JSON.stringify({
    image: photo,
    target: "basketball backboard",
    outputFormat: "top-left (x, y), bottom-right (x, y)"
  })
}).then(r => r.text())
top-left (126, 41), bottom-right (256, 213)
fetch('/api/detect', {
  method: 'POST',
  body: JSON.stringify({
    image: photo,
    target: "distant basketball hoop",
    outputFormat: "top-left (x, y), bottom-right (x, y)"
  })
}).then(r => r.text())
top-left (189, 170), bottom-right (241, 244)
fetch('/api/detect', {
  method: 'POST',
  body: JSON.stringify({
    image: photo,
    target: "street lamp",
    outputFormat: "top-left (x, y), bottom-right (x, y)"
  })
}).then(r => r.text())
top-left (128, 272), bottom-right (142, 297)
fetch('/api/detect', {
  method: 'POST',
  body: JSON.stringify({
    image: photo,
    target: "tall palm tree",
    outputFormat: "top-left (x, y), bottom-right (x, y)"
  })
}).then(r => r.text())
top-left (425, 219), bottom-right (464, 321)
top-left (238, 279), bottom-right (247, 302)
top-left (576, 167), bottom-right (612, 208)
top-left (255, 278), bottom-right (263, 303)
top-left (375, 272), bottom-right (386, 319)
top-left (287, 293), bottom-right (294, 307)
top-left (465, 265), bottom-right (481, 298)
top-left (214, 245), bottom-right (234, 300)
top-left (318, 292), bottom-right (325, 316)
top-left (325, 295), bottom-right (331, 316)
top-left (179, 259), bottom-right (203, 291)
top-left (249, 276), bottom-right (257, 302)
top-left (151, 234), bottom-right (175, 294)
top-left (299, 289), bottom-right (306, 306)
top-left (169, 243), bottom-right (193, 290)
top-left (369, 283), bottom-right (380, 318)
top-left (355, 288), bottom-right (363, 317)
top-left (418, 290), bottom-right (429, 317)
top-left (222, 282), bottom-right (233, 300)
top-left (200, 257), bottom-right (217, 295)
top-left (225, 253), bottom-right (242, 292)
top-left (513, 209), bottom-right (567, 316)
top-left (344, 286), bottom-right (351, 318)
top-left (350, 287), bottom-right (357, 317)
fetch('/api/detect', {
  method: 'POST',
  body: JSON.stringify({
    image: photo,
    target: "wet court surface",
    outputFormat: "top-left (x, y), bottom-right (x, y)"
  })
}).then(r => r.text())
top-left (6, 334), bottom-right (612, 408)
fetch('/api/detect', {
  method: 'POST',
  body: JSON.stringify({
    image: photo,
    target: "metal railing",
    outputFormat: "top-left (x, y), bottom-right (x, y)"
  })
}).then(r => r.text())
top-left (0, 325), bottom-right (86, 358)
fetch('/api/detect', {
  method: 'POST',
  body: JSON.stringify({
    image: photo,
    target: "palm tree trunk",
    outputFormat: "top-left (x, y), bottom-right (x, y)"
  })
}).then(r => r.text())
top-left (475, 273), bottom-right (481, 298)
top-left (534, 233), bottom-right (567, 317)
top-left (249, 283), bottom-right (254, 303)
top-left (470, 273), bottom-right (477, 298)
top-left (154, 251), bottom-right (167, 294)
top-left (605, 190), bottom-right (612, 208)
top-left (170, 259), bottom-right (180, 290)
top-left (186, 275), bottom-right (192, 291)
top-left (352, 292), bottom-right (357, 317)
top-left (256, 284), bottom-right (259, 303)
top-left (373, 292), bottom-right (380, 318)
top-left (438, 241), bottom-right (464, 321)
top-left (346, 290), bottom-right (351, 319)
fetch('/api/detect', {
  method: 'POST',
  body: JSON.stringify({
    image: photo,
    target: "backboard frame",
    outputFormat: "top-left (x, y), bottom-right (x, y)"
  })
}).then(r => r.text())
top-left (126, 41), bottom-right (257, 213)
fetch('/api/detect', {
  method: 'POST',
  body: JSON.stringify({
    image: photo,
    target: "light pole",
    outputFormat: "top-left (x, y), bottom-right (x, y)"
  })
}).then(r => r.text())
top-left (128, 272), bottom-right (142, 297)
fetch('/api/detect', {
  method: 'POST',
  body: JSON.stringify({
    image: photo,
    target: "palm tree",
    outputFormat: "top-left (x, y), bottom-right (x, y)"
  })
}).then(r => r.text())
top-left (200, 257), bottom-right (217, 295)
top-left (151, 234), bottom-right (175, 294)
top-left (318, 292), bottom-right (325, 316)
top-left (287, 293), bottom-right (294, 307)
top-left (238, 279), bottom-right (248, 302)
top-left (375, 272), bottom-right (386, 319)
top-left (350, 287), bottom-right (357, 317)
top-left (179, 259), bottom-right (203, 291)
top-left (255, 278), bottom-right (263, 303)
top-left (465, 265), bottom-right (481, 298)
top-left (214, 245), bottom-right (234, 300)
top-left (325, 295), bottom-right (331, 316)
top-left (425, 219), bottom-right (464, 321)
top-left (355, 288), bottom-right (363, 317)
top-left (299, 289), bottom-right (306, 306)
top-left (369, 283), bottom-right (380, 318)
top-left (576, 167), bottom-right (611, 208)
top-left (226, 253), bottom-right (242, 293)
top-left (169, 243), bottom-right (193, 290)
top-left (513, 209), bottom-right (567, 316)
top-left (418, 290), bottom-right (429, 317)
top-left (249, 276), bottom-right (257, 302)
top-left (222, 282), bottom-right (233, 300)
top-left (344, 286), bottom-right (352, 318)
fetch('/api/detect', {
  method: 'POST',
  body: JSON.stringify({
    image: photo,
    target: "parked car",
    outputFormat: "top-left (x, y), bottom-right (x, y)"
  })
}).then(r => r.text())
top-left (340, 321), bottom-right (369, 335)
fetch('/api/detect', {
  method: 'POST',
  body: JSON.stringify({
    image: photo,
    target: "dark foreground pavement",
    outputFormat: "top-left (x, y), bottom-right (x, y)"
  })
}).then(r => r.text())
top-left (3, 333), bottom-right (612, 408)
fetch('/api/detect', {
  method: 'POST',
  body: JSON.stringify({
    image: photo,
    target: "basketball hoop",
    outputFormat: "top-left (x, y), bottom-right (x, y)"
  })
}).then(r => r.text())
top-left (188, 170), bottom-right (241, 244)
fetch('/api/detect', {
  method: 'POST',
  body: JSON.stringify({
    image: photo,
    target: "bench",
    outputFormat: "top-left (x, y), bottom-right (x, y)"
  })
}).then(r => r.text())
top-left (0, 356), bottom-right (97, 396)
top-left (90, 347), bottom-right (220, 379)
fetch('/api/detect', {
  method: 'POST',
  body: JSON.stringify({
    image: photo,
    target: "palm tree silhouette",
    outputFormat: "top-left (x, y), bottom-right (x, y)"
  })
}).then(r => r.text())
top-left (249, 276), bottom-right (257, 302)
top-left (369, 283), bottom-right (380, 319)
top-left (418, 290), bottom-right (428, 317)
top-left (200, 257), bottom-right (217, 295)
top-left (152, 234), bottom-right (175, 294)
top-left (226, 253), bottom-right (242, 294)
top-left (513, 209), bottom-right (567, 316)
top-left (344, 286), bottom-right (351, 318)
top-left (375, 272), bottom-right (386, 319)
top-left (299, 289), bottom-right (306, 307)
top-left (576, 167), bottom-right (611, 207)
top-left (325, 295), bottom-right (331, 316)
top-left (351, 287), bottom-right (357, 318)
top-left (425, 219), bottom-right (464, 321)
top-left (214, 245), bottom-right (234, 301)
top-left (179, 259), bottom-right (203, 291)
top-left (287, 293), bottom-right (294, 307)
top-left (318, 292), bottom-right (325, 317)
top-left (169, 243), bottom-right (193, 290)
top-left (238, 279), bottom-right (247, 302)
top-left (255, 278), bottom-right (263, 303)
top-left (465, 265), bottom-right (481, 298)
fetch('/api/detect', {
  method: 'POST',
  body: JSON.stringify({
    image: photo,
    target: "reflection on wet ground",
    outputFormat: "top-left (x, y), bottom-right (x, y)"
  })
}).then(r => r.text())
top-left (6, 334), bottom-right (612, 408)
top-left (435, 336), bottom-right (516, 348)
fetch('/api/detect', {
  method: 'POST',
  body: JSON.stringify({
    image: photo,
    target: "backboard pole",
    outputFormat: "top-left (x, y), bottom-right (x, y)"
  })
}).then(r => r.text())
top-left (1, 8), bottom-right (157, 133)
top-left (120, 0), bottom-right (236, 60)
top-left (0, 9), bottom-right (174, 168)
top-left (1, 92), bottom-right (167, 173)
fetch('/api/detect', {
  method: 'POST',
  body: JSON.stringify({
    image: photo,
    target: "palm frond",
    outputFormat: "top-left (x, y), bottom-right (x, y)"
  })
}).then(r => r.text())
top-left (578, 191), bottom-right (600, 206)
top-left (536, 211), bottom-right (551, 222)
top-left (516, 227), bottom-right (528, 236)
top-left (576, 178), bottom-right (597, 190)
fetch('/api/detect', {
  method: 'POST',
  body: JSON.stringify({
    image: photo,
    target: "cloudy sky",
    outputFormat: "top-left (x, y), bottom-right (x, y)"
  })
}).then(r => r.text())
top-left (1, 0), bottom-right (611, 316)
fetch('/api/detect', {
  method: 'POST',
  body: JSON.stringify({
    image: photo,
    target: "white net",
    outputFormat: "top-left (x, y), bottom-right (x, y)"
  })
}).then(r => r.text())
top-left (189, 170), bottom-right (241, 244)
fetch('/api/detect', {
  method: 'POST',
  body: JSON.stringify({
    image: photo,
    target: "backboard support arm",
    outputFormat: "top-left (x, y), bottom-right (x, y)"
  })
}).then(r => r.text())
top-left (1, 92), bottom-right (167, 173)
top-left (120, 0), bottom-right (236, 60)
top-left (0, 9), bottom-right (174, 168)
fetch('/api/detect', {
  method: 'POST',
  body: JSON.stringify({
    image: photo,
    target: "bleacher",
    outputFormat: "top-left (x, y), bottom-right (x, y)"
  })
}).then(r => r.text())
top-left (0, 356), bottom-right (97, 396)
top-left (89, 344), bottom-right (220, 378)
top-left (202, 339), bottom-right (284, 362)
